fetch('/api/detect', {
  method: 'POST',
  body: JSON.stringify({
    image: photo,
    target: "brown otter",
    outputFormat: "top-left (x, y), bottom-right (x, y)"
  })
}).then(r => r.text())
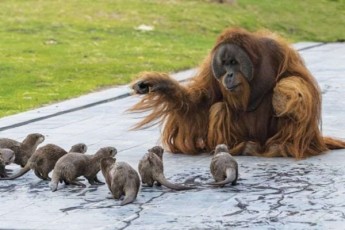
top-left (0, 133), bottom-right (45, 167)
top-left (0, 156), bottom-right (5, 178)
top-left (0, 148), bottom-right (15, 178)
top-left (0, 148), bottom-right (15, 165)
top-left (101, 157), bottom-right (140, 206)
top-left (138, 146), bottom-right (193, 190)
top-left (0, 143), bottom-right (87, 181)
top-left (50, 146), bottom-right (117, 191)
top-left (209, 144), bottom-right (238, 186)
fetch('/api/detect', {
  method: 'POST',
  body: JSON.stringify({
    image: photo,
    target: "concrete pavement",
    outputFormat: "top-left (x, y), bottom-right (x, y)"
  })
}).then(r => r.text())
top-left (0, 42), bottom-right (345, 230)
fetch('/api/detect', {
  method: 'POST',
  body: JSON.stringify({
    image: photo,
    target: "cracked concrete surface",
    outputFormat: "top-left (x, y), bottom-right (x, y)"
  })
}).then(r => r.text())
top-left (0, 42), bottom-right (345, 229)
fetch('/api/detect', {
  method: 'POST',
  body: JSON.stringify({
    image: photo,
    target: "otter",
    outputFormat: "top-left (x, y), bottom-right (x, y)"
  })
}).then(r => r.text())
top-left (0, 148), bottom-right (15, 178)
top-left (209, 144), bottom-right (238, 186)
top-left (101, 157), bottom-right (140, 206)
top-left (0, 143), bottom-right (87, 181)
top-left (138, 146), bottom-right (192, 190)
top-left (0, 133), bottom-right (45, 167)
top-left (49, 146), bottom-right (117, 191)
top-left (0, 148), bottom-right (15, 165)
top-left (0, 156), bottom-right (5, 178)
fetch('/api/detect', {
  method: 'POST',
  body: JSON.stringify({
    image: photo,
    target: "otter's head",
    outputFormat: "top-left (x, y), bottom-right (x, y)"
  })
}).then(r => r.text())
top-left (23, 133), bottom-right (45, 146)
top-left (148, 146), bottom-right (164, 159)
top-left (69, 143), bottom-right (88, 154)
top-left (214, 144), bottom-right (229, 155)
top-left (0, 148), bottom-right (15, 165)
top-left (100, 157), bottom-right (116, 172)
top-left (96, 146), bottom-right (117, 159)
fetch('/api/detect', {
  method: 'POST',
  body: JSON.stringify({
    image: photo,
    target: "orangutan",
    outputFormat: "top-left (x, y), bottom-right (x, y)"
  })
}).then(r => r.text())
top-left (130, 27), bottom-right (345, 158)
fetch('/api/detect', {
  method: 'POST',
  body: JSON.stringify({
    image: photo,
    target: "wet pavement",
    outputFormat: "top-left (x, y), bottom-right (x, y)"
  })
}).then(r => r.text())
top-left (0, 42), bottom-right (345, 230)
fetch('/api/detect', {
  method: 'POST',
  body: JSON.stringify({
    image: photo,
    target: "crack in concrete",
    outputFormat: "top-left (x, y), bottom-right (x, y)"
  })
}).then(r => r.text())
top-left (219, 163), bottom-right (340, 221)
top-left (119, 191), bottom-right (168, 230)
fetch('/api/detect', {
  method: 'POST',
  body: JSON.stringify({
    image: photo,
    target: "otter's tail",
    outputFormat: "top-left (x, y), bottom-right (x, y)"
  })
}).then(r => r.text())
top-left (208, 168), bottom-right (237, 186)
top-left (0, 164), bottom-right (31, 180)
top-left (49, 169), bottom-right (60, 192)
top-left (324, 137), bottom-right (345, 150)
top-left (121, 190), bottom-right (138, 206)
top-left (157, 174), bottom-right (194, 191)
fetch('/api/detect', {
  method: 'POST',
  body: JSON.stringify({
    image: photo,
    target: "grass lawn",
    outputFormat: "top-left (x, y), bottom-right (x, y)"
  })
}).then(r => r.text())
top-left (0, 0), bottom-right (344, 118)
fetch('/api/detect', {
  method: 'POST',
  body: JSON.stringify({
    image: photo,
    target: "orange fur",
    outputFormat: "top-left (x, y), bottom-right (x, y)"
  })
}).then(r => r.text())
top-left (129, 28), bottom-right (345, 158)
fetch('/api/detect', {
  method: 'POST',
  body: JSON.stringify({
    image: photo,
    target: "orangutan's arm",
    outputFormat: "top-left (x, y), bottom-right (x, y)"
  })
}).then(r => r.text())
top-left (129, 72), bottom-right (211, 130)
top-left (131, 72), bottom-right (191, 111)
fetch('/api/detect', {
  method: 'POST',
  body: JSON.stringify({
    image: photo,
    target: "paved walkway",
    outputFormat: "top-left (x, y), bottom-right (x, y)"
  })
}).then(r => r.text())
top-left (0, 42), bottom-right (345, 230)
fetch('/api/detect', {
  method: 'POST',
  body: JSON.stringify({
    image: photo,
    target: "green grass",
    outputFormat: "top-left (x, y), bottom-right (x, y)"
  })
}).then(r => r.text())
top-left (0, 0), bottom-right (344, 117)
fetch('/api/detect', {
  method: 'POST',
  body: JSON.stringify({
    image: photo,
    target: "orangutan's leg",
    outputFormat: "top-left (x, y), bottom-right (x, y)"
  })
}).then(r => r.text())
top-left (241, 141), bottom-right (263, 156)
top-left (262, 143), bottom-right (293, 157)
top-left (228, 142), bottom-right (246, 155)
top-left (227, 141), bottom-right (262, 156)
top-left (208, 102), bottom-right (262, 156)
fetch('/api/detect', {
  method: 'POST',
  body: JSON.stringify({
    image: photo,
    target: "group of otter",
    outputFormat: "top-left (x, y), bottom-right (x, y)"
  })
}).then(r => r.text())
top-left (0, 133), bottom-right (238, 205)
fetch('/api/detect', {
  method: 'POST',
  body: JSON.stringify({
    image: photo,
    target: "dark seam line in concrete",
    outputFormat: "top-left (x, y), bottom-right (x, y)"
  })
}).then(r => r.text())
top-left (298, 42), bottom-right (326, 51)
top-left (0, 43), bottom-right (328, 132)
top-left (0, 93), bottom-right (130, 131)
